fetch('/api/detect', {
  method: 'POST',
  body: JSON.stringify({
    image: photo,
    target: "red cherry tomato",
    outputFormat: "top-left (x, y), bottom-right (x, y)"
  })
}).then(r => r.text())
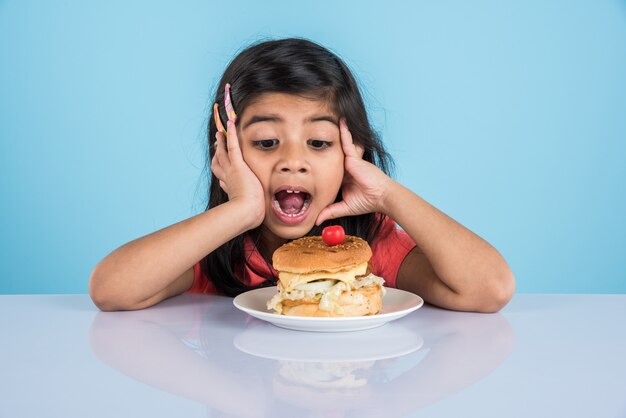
top-left (322, 225), bottom-right (345, 246)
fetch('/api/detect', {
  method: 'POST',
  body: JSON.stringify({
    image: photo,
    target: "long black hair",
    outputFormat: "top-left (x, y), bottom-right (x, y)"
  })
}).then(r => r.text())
top-left (202, 38), bottom-right (395, 296)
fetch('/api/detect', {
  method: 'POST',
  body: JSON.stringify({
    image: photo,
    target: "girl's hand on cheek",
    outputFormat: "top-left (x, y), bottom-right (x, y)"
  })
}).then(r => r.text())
top-left (211, 121), bottom-right (266, 228)
top-left (315, 118), bottom-right (395, 226)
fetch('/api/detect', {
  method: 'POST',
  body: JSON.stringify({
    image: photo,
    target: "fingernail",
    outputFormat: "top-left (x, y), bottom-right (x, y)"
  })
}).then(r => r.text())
top-left (214, 103), bottom-right (226, 134)
top-left (225, 83), bottom-right (237, 122)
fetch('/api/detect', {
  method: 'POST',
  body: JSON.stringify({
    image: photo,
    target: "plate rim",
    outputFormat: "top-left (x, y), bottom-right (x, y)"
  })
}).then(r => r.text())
top-left (233, 286), bottom-right (424, 323)
top-left (233, 324), bottom-right (425, 362)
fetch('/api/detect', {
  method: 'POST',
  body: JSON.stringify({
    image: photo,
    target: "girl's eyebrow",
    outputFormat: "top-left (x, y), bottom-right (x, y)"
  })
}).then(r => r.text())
top-left (242, 114), bottom-right (338, 130)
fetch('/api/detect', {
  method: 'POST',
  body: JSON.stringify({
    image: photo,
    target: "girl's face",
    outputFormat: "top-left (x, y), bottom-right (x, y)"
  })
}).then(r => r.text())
top-left (236, 93), bottom-right (345, 249)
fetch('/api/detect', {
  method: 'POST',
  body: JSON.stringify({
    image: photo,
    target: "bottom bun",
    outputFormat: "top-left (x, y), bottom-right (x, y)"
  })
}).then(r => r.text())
top-left (281, 285), bottom-right (382, 317)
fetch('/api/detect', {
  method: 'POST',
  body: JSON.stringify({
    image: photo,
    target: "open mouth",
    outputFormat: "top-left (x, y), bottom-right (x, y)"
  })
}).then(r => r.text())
top-left (272, 189), bottom-right (312, 218)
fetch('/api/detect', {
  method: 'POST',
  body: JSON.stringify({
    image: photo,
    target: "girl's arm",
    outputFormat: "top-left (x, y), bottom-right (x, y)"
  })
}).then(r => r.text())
top-left (90, 119), bottom-right (265, 311)
top-left (382, 182), bottom-right (515, 313)
top-left (89, 201), bottom-right (259, 311)
top-left (316, 118), bottom-right (514, 312)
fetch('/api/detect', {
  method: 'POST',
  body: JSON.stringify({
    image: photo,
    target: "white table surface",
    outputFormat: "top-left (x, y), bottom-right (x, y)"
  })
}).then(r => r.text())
top-left (1, 293), bottom-right (625, 418)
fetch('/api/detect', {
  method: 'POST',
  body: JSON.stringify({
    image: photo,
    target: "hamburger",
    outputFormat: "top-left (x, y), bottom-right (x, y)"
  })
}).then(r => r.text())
top-left (266, 229), bottom-right (386, 317)
top-left (272, 360), bottom-right (375, 407)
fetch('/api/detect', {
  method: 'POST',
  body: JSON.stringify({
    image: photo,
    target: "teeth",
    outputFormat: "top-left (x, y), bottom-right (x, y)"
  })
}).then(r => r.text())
top-left (284, 190), bottom-right (301, 194)
top-left (272, 195), bottom-right (311, 217)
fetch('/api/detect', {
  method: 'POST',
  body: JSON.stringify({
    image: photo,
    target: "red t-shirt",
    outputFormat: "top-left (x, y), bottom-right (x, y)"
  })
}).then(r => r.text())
top-left (187, 215), bottom-right (417, 294)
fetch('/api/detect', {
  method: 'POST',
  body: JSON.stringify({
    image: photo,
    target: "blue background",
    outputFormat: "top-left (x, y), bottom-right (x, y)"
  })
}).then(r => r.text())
top-left (1, 1), bottom-right (625, 294)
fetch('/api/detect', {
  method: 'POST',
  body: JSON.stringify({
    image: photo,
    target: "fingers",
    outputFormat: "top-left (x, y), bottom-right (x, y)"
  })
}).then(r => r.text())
top-left (339, 118), bottom-right (362, 159)
top-left (212, 123), bottom-right (243, 195)
top-left (213, 131), bottom-right (230, 168)
top-left (315, 201), bottom-right (350, 226)
top-left (213, 126), bottom-right (243, 165)
top-left (211, 83), bottom-right (239, 196)
top-left (355, 143), bottom-right (365, 158)
top-left (211, 156), bottom-right (225, 180)
top-left (315, 208), bottom-right (331, 226)
top-left (211, 132), bottom-right (228, 192)
top-left (211, 154), bottom-right (229, 194)
top-left (225, 120), bottom-right (244, 163)
top-left (224, 83), bottom-right (237, 123)
top-left (210, 149), bottom-right (227, 193)
top-left (219, 180), bottom-right (228, 194)
top-left (213, 103), bottom-right (226, 135)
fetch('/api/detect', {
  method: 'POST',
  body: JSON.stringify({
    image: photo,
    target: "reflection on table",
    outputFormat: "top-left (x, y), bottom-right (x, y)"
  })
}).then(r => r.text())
top-left (90, 294), bottom-right (514, 417)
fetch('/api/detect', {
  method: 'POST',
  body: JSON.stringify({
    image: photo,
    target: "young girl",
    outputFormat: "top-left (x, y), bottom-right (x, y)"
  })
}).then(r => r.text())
top-left (89, 38), bottom-right (515, 313)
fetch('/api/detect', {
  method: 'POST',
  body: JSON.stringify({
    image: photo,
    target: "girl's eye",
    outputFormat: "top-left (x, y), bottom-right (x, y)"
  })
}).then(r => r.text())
top-left (308, 139), bottom-right (332, 150)
top-left (253, 139), bottom-right (278, 150)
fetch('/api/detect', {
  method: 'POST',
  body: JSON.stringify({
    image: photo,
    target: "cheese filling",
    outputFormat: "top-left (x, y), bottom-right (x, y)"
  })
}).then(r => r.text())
top-left (267, 273), bottom-right (386, 314)
top-left (278, 263), bottom-right (369, 291)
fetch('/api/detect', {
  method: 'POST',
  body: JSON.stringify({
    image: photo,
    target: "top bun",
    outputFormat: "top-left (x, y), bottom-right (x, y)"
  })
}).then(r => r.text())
top-left (272, 235), bottom-right (372, 274)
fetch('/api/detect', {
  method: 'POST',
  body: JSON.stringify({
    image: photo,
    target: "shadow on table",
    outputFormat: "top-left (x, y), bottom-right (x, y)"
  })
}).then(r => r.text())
top-left (90, 294), bottom-right (514, 417)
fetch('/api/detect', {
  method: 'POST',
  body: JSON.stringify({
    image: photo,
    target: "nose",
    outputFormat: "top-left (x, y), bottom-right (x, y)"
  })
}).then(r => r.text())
top-left (277, 143), bottom-right (309, 174)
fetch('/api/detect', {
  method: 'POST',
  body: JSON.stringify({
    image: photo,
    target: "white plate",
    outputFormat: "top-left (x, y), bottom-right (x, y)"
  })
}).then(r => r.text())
top-left (234, 321), bottom-right (424, 361)
top-left (233, 287), bottom-right (424, 332)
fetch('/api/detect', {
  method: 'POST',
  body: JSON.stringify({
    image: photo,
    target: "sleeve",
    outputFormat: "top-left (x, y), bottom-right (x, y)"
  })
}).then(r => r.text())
top-left (370, 215), bottom-right (418, 289)
top-left (186, 262), bottom-right (219, 294)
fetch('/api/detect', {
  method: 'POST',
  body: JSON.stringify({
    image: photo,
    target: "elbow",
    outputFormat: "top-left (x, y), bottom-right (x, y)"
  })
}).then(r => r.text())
top-left (89, 262), bottom-right (157, 312)
top-left (89, 267), bottom-right (115, 312)
top-left (475, 268), bottom-right (516, 313)
top-left (89, 263), bottom-right (127, 312)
